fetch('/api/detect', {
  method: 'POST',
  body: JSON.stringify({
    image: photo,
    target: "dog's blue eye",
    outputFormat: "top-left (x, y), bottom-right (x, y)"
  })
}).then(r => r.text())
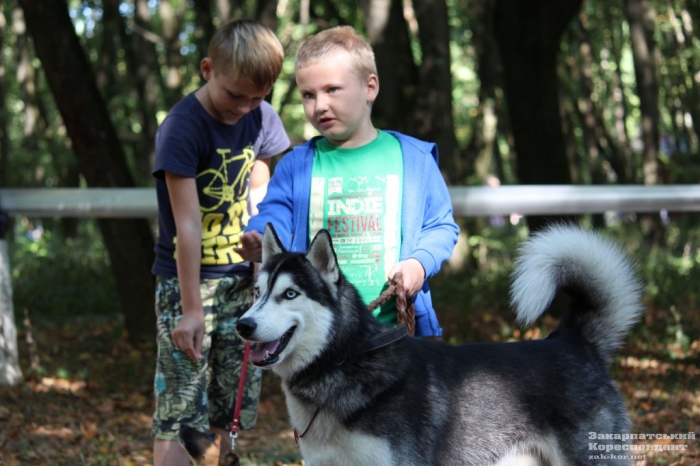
top-left (284, 289), bottom-right (298, 299)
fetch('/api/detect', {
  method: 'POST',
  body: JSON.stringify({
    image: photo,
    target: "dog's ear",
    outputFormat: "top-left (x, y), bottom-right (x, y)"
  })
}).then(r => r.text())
top-left (307, 229), bottom-right (340, 284)
top-left (262, 223), bottom-right (285, 263)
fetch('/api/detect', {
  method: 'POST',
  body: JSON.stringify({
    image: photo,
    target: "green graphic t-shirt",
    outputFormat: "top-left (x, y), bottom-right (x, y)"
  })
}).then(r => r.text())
top-left (309, 131), bottom-right (403, 325)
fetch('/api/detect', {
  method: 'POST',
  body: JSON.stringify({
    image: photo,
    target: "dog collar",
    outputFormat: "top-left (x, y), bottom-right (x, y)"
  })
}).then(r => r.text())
top-left (293, 324), bottom-right (409, 444)
top-left (362, 323), bottom-right (409, 353)
top-left (294, 406), bottom-right (320, 444)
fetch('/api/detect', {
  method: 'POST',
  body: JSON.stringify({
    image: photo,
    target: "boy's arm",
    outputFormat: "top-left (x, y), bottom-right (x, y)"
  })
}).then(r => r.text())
top-left (165, 171), bottom-right (205, 362)
top-left (388, 259), bottom-right (426, 297)
top-left (391, 155), bottom-right (459, 295)
top-left (236, 152), bottom-right (297, 260)
top-left (250, 158), bottom-right (271, 215)
top-left (412, 163), bottom-right (459, 278)
top-left (235, 158), bottom-right (271, 262)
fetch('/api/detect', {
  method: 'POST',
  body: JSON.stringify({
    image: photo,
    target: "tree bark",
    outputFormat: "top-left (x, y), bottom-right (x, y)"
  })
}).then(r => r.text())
top-left (363, 0), bottom-right (419, 136)
top-left (624, 0), bottom-right (661, 186)
top-left (107, 0), bottom-right (160, 184)
top-left (605, 5), bottom-right (636, 183)
top-left (215, 0), bottom-right (231, 23)
top-left (18, 0), bottom-right (156, 343)
top-left (412, 0), bottom-right (458, 179)
top-left (625, 0), bottom-right (665, 243)
top-left (493, 0), bottom-right (583, 232)
top-left (664, 1), bottom-right (700, 146)
top-left (159, 0), bottom-right (186, 109)
top-left (192, 0), bottom-right (216, 65)
top-left (95, 0), bottom-right (120, 100)
top-left (460, 0), bottom-right (502, 184)
top-left (256, 0), bottom-right (279, 31)
top-left (0, 236), bottom-right (22, 386)
top-left (0, 5), bottom-right (21, 386)
top-left (0, 5), bottom-right (9, 189)
top-left (568, 14), bottom-right (609, 189)
top-left (11, 5), bottom-right (39, 149)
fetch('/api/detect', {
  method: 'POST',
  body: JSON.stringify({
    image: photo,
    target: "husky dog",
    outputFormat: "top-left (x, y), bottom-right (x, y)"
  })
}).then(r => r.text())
top-left (236, 224), bottom-right (643, 466)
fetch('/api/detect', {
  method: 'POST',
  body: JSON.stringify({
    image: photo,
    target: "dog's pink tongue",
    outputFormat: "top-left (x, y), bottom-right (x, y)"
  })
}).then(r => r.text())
top-left (250, 339), bottom-right (281, 363)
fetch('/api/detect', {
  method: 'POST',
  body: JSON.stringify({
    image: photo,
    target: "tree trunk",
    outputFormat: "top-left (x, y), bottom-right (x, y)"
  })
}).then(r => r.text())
top-left (412, 0), bottom-right (458, 179)
top-left (256, 0), bottom-right (279, 31)
top-left (95, 0), bottom-right (120, 101)
top-left (493, 0), bottom-right (583, 232)
top-left (665, 1), bottom-right (700, 145)
top-left (0, 4), bottom-right (9, 189)
top-left (0, 236), bottom-right (22, 387)
top-left (107, 0), bottom-right (160, 184)
top-left (192, 0), bottom-right (216, 65)
top-left (11, 5), bottom-right (39, 151)
top-left (215, 0), bottom-right (231, 23)
top-left (0, 184), bottom-right (18, 386)
top-left (159, 0), bottom-right (186, 109)
top-left (460, 0), bottom-right (502, 185)
top-left (18, 0), bottom-right (156, 343)
top-left (569, 14), bottom-right (609, 190)
top-left (625, 0), bottom-right (665, 243)
top-left (0, 4), bottom-right (20, 386)
top-left (625, 0), bottom-right (661, 186)
top-left (363, 0), bottom-right (419, 136)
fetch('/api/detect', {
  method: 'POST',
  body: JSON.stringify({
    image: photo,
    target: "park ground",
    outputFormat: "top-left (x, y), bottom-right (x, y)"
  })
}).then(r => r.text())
top-left (0, 302), bottom-right (698, 465)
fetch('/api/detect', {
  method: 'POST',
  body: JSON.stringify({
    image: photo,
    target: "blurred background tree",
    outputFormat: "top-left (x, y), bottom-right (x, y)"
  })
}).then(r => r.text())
top-left (2, 0), bottom-right (699, 346)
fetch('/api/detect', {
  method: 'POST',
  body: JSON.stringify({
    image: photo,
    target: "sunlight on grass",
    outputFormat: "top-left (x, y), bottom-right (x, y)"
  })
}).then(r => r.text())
top-left (33, 377), bottom-right (86, 394)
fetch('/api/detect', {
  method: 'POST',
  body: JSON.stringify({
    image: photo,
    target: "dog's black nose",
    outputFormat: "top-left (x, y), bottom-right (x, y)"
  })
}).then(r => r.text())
top-left (237, 318), bottom-right (257, 338)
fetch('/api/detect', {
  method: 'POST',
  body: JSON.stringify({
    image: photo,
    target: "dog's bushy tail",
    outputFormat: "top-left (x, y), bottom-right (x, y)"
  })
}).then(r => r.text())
top-left (510, 224), bottom-right (643, 365)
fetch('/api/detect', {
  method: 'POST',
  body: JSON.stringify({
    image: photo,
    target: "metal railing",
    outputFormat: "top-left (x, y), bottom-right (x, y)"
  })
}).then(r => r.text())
top-left (1, 185), bottom-right (700, 218)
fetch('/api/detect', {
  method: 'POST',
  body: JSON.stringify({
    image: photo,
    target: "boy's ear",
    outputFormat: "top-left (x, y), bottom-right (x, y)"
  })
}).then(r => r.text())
top-left (262, 223), bottom-right (284, 263)
top-left (200, 57), bottom-right (214, 81)
top-left (366, 73), bottom-right (379, 103)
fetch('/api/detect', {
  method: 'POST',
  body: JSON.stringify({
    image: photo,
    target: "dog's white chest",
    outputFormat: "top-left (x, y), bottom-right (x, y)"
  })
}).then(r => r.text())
top-left (287, 398), bottom-right (394, 466)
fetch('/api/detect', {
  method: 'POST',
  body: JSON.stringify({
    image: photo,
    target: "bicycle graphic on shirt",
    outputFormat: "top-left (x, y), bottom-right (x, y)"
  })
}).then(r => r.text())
top-left (197, 146), bottom-right (256, 213)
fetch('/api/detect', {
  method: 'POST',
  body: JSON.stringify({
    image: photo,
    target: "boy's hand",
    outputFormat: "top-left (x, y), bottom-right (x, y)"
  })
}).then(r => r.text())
top-left (172, 312), bottom-right (205, 361)
top-left (388, 258), bottom-right (426, 297)
top-left (234, 231), bottom-right (263, 262)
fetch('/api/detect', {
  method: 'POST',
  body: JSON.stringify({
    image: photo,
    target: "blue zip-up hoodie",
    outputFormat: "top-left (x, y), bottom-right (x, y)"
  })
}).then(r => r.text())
top-left (247, 130), bottom-right (459, 337)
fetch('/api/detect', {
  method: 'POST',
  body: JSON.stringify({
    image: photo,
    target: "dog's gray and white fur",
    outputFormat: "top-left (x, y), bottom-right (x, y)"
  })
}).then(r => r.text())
top-left (236, 224), bottom-right (643, 466)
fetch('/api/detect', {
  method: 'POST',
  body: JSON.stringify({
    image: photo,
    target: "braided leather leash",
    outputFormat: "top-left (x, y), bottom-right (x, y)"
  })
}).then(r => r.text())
top-left (367, 272), bottom-right (416, 336)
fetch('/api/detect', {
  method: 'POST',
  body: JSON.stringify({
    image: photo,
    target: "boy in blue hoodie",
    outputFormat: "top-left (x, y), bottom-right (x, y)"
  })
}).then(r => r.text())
top-left (236, 26), bottom-right (457, 337)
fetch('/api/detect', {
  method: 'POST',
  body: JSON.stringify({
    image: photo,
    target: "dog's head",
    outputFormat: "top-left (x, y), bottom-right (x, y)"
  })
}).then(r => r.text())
top-left (236, 224), bottom-right (341, 378)
top-left (178, 426), bottom-right (240, 466)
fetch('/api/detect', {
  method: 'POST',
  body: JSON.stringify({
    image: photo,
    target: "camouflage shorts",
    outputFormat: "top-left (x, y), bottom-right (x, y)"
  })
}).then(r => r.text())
top-left (152, 275), bottom-right (263, 441)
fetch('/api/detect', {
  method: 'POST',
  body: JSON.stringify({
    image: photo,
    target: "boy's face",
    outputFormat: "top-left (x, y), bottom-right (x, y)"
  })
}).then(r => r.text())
top-left (296, 48), bottom-right (379, 148)
top-left (200, 58), bottom-right (271, 125)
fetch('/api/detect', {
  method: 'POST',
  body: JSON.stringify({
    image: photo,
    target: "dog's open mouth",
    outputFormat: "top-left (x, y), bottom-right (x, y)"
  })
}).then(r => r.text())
top-left (250, 326), bottom-right (296, 367)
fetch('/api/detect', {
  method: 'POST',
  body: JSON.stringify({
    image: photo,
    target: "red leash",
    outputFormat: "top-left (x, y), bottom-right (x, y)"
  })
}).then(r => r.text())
top-left (231, 280), bottom-right (257, 448)
top-left (230, 340), bottom-right (251, 448)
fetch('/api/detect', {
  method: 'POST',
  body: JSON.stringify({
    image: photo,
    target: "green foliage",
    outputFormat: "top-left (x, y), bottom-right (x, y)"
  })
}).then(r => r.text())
top-left (9, 219), bottom-right (120, 322)
top-left (5, 0), bottom-right (699, 357)
top-left (434, 217), bottom-right (700, 356)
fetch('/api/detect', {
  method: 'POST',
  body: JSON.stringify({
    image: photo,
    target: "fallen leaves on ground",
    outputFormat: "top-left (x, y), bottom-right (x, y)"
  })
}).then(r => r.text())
top-left (0, 317), bottom-right (301, 466)
top-left (0, 306), bottom-right (698, 465)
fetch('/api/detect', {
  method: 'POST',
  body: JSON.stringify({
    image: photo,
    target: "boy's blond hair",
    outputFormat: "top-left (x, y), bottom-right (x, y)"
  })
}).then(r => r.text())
top-left (208, 19), bottom-right (284, 91)
top-left (295, 26), bottom-right (377, 79)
